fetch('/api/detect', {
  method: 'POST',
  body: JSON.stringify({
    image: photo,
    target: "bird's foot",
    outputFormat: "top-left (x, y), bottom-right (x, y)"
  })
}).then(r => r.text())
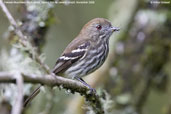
top-left (75, 77), bottom-right (96, 94)
top-left (88, 87), bottom-right (96, 94)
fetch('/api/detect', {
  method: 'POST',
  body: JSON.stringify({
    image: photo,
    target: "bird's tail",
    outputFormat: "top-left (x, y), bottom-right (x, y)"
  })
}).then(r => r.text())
top-left (23, 85), bottom-right (41, 107)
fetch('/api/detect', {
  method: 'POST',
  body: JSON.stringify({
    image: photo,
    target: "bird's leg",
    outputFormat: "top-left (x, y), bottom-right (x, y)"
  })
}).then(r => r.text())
top-left (75, 77), bottom-right (96, 93)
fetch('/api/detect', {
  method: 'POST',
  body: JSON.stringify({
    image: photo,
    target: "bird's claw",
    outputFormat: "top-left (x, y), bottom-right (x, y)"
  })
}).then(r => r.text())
top-left (90, 88), bottom-right (96, 93)
top-left (87, 87), bottom-right (96, 95)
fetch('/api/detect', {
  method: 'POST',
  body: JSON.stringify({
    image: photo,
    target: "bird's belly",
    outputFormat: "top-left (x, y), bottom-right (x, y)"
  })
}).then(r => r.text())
top-left (64, 46), bottom-right (108, 79)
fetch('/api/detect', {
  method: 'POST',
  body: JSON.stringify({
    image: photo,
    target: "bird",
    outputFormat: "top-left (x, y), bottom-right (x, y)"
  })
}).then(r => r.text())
top-left (52, 18), bottom-right (120, 92)
top-left (24, 18), bottom-right (119, 107)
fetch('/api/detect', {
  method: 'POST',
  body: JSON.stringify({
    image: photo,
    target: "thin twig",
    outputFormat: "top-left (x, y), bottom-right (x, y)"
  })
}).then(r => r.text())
top-left (0, 0), bottom-right (50, 74)
top-left (0, 72), bottom-right (104, 114)
top-left (0, 0), bottom-right (26, 44)
top-left (11, 73), bottom-right (24, 114)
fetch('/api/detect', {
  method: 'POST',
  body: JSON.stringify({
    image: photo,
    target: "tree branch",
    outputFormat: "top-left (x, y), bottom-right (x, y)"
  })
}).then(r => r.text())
top-left (0, 0), bottom-right (50, 74)
top-left (11, 73), bottom-right (24, 114)
top-left (0, 72), bottom-right (104, 114)
top-left (0, 0), bottom-right (25, 40)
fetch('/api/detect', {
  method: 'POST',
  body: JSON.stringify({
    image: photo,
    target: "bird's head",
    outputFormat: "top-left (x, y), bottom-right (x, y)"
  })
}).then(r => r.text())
top-left (79, 18), bottom-right (120, 41)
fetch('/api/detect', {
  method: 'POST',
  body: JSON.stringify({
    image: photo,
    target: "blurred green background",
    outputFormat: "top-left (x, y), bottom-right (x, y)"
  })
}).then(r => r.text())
top-left (0, 0), bottom-right (171, 114)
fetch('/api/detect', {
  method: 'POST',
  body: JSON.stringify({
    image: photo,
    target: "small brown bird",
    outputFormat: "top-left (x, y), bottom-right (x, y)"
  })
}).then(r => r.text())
top-left (52, 18), bottom-right (120, 92)
top-left (24, 18), bottom-right (119, 107)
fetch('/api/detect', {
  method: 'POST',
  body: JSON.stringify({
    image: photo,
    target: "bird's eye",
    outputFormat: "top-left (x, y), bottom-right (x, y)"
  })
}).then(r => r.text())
top-left (96, 25), bottom-right (102, 30)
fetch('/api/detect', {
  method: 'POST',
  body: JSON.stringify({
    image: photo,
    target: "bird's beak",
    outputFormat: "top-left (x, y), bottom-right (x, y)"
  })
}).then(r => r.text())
top-left (111, 27), bottom-right (120, 32)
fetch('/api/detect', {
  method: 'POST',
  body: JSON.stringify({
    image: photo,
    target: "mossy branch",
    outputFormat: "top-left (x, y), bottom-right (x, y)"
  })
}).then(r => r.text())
top-left (0, 72), bottom-right (104, 114)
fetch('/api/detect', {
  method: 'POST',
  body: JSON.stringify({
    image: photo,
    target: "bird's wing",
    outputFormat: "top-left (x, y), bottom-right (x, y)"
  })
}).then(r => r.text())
top-left (52, 40), bottom-right (90, 75)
